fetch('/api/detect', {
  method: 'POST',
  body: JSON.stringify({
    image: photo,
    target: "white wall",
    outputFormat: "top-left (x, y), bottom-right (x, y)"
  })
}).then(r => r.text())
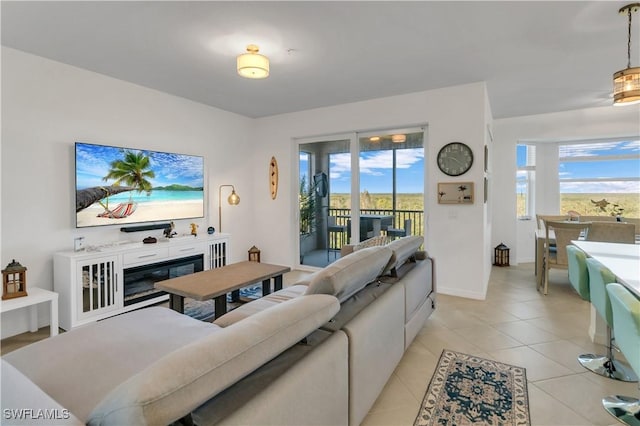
top-left (492, 106), bottom-right (640, 263)
top-left (1, 48), bottom-right (255, 337)
top-left (251, 82), bottom-right (492, 299)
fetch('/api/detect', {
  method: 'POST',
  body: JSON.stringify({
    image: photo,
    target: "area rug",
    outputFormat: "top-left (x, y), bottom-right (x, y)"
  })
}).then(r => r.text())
top-left (414, 349), bottom-right (530, 426)
top-left (183, 285), bottom-right (262, 322)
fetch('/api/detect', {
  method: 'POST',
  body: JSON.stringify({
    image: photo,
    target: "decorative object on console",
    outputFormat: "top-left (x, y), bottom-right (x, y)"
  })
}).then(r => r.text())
top-left (493, 243), bottom-right (510, 266)
top-left (143, 237), bottom-right (157, 244)
top-left (163, 221), bottom-right (176, 238)
top-left (237, 44), bottom-right (269, 79)
top-left (270, 156), bottom-right (278, 200)
top-left (248, 246), bottom-right (261, 262)
top-left (207, 226), bottom-right (215, 235)
top-left (613, 3), bottom-right (640, 106)
top-left (414, 349), bottom-right (530, 426)
top-left (437, 142), bottom-right (473, 176)
top-left (437, 182), bottom-right (474, 204)
top-left (74, 236), bottom-right (85, 252)
top-left (2, 259), bottom-right (27, 300)
top-left (218, 184), bottom-right (240, 232)
top-left (190, 223), bottom-right (198, 236)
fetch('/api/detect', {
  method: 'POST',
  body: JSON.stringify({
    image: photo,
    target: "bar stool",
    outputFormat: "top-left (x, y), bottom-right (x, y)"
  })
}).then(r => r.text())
top-left (603, 283), bottom-right (640, 425)
top-left (568, 246), bottom-right (612, 373)
top-left (582, 258), bottom-right (637, 382)
top-left (327, 216), bottom-right (348, 261)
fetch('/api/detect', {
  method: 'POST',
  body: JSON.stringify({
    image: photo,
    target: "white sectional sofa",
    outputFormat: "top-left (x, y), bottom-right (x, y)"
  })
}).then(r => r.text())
top-left (1, 236), bottom-right (435, 426)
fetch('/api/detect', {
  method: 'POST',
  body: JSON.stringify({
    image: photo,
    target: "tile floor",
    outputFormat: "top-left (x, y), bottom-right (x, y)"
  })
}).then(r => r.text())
top-left (361, 263), bottom-right (639, 426)
top-left (1, 263), bottom-right (637, 425)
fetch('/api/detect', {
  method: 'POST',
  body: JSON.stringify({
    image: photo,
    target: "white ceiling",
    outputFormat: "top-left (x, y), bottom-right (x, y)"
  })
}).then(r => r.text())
top-left (1, 1), bottom-right (634, 119)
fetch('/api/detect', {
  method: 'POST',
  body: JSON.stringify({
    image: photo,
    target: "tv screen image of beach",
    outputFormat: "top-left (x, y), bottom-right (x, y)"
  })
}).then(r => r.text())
top-left (75, 142), bottom-right (204, 228)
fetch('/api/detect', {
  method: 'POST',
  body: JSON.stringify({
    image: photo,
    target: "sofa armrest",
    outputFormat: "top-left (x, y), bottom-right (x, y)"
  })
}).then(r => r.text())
top-left (1, 359), bottom-right (83, 425)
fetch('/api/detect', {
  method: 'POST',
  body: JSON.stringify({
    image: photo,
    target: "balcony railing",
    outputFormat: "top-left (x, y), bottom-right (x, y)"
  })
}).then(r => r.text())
top-left (327, 208), bottom-right (424, 249)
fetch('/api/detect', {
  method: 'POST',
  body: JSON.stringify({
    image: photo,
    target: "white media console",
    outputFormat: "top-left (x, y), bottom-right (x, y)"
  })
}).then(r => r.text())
top-left (54, 233), bottom-right (230, 330)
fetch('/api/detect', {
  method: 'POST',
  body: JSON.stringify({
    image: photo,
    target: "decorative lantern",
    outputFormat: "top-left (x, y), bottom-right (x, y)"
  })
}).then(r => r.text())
top-left (248, 246), bottom-right (261, 263)
top-left (493, 243), bottom-right (510, 267)
top-left (2, 259), bottom-right (28, 300)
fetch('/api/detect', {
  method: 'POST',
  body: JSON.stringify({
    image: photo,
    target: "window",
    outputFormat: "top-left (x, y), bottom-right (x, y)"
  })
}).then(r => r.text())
top-left (559, 139), bottom-right (640, 218)
top-left (516, 144), bottom-right (535, 218)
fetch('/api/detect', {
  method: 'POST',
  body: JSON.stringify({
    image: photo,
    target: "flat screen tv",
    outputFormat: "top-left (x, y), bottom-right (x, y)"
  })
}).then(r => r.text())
top-left (75, 142), bottom-right (204, 228)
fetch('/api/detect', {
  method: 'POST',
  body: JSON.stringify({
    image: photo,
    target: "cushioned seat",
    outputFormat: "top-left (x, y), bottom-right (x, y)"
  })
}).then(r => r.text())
top-left (603, 283), bottom-right (640, 425)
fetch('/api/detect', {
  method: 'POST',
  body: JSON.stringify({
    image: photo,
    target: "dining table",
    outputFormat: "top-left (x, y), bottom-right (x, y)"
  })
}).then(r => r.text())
top-left (571, 240), bottom-right (640, 298)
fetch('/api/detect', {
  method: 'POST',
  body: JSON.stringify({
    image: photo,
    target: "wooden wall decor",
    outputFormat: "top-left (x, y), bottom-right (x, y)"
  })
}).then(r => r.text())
top-left (270, 156), bottom-right (278, 200)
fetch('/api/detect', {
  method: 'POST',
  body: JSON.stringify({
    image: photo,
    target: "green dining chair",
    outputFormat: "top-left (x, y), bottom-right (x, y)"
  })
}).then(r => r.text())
top-left (582, 258), bottom-right (637, 382)
top-left (603, 283), bottom-right (640, 425)
top-left (567, 245), bottom-right (589, 300)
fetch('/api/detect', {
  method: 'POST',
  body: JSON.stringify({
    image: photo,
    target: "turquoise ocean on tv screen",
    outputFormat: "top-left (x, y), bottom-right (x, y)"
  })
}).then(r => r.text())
top-left (105, 190), bottom-right (203, 204)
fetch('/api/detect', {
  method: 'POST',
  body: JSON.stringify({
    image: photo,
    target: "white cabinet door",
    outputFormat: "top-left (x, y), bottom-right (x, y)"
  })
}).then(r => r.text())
top-left (76, 255), bottom-right (121, 322)
top-left (207, 238), bottom-right (229, 269)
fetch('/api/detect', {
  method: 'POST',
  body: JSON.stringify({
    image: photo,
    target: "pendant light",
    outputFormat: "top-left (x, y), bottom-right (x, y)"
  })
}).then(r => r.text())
top-left (613, 4), bottom-right (640, 106)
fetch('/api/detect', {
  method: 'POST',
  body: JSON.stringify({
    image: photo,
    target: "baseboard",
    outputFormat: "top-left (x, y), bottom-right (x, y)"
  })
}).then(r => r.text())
top-left (436, 286), bottom-right (486, 300)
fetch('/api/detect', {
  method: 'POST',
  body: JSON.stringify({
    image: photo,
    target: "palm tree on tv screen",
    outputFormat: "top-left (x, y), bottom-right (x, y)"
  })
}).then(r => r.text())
top-left (96, 150), bottom-right (155, 218)
top-left (103, 150), bottom-right (155, 199)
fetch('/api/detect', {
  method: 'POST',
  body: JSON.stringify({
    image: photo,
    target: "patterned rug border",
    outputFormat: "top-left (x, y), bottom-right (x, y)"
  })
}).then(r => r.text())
top-left (414, 349), bottom-right (531, 426)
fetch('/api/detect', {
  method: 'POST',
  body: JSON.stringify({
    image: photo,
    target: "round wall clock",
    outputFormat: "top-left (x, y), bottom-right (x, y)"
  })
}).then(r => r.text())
top-left (437, 142), bottom-right (473, 176)
top-left (269, 156), bottom-right (278, 199)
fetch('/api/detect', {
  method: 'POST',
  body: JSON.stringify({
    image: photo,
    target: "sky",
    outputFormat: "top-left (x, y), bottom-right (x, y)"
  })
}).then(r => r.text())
top-left (75, 142), bottom-right (204, 189)
top-left (517, 140), bottom-right (640, 193)
top-left (300, 147), bottom-right (425, 194)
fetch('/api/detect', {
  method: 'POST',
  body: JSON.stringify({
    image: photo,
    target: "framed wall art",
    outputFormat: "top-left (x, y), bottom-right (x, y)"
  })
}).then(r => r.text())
top-left (438, 182), bottom-right (474, 204)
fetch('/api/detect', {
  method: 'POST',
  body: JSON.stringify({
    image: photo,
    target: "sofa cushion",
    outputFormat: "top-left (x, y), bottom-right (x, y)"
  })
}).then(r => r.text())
top-left (213, 285), bottom-right (308, 327)
top-left (86, 294), bottom-right (340, 426)
top-left (382, 235), bottom-right (424, 275)
top-left (305, 246), bottom-right (393, 302)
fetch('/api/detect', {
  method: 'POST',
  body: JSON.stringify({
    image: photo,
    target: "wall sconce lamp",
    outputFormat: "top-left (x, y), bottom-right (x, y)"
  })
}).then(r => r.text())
top-left (218, 184), bottom-right (240, 232)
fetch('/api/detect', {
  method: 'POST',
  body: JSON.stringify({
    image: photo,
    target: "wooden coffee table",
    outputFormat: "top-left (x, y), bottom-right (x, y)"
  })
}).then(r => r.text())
top-left (155, 261), bottom-right (291, 320)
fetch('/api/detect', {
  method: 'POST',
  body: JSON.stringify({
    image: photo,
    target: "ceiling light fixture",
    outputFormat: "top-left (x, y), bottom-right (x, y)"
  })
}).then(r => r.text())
top-left (391, 134), bottom-right (406, 143)
top-left (237, 44), bottom-right (269, 79)
top-left (613, 3), bottom-right (640, 106)
top-left (369, 136), bottom-right (381, 142)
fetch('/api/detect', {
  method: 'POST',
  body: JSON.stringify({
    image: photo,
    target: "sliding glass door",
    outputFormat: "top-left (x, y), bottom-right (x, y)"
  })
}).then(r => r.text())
top-left (298, 127), bottom-right (424, 268)
top-left (299, 137), bottom-right (351, 267)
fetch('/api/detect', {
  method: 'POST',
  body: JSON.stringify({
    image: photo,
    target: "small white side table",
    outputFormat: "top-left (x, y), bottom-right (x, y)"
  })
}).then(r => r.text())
top-left (0, 287), bottom-right (59, 337)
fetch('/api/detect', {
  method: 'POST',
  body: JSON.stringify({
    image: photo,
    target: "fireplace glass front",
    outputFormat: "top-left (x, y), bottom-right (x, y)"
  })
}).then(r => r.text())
top-left (123, 254), bottom-right (203, 306)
